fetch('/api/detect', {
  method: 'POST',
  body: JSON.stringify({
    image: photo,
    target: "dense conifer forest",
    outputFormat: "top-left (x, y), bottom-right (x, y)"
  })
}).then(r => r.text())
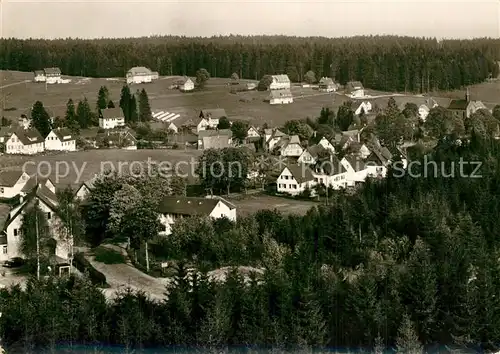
top-left (1, 36), bottom-right (499, 92)
top-left (2, 135), bottom-right (500, 352)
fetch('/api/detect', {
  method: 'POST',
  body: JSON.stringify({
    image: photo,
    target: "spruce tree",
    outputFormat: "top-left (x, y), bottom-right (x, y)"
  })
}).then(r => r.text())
top-left (96, 86), bottom-right (109, 113)
top-left (396, 314), bottom-right (423, 354)
top-left (65, 98), bottom-right (79, 133)
top-left (129, 94), bottom-right (138, 123)
top-left (138, 88), bottom-right (152, 122)
top-left (30, 101), bottom-right (52, 136)
top-left (119, 85), bottom-right (132, 122)
top-left (76, 97), bottom-right (93, 129)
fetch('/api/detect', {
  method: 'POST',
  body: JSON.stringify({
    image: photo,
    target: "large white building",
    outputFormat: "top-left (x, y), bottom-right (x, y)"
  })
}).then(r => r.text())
top-left (345, 81), bottom-right (365, 98)
top-left (45, 128), bottom-right (76, 152)
top-left (158, 196), bottom-right (237, 235)
top-left (268, 89), bottom-right (293, 105)
top-left (4, 129), bottom-right (45, 155)
top-left (126, 67), bottom-right (158, 84)
top-left (99, 108), bottom-right (125, 129)
top-left (269, 75), bottom-right (291, 90)
top-left (33, 68), bottom-right (63, 84)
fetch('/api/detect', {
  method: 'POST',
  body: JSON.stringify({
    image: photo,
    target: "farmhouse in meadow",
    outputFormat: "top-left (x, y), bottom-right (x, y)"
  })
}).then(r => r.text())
top-left (345, 81), bottom-right (365, 98)
top-left (45, 128), bottom-right (76, 152)
top-left (318, 77), bottom-right (338, 92)
top-left (199, 109), bottom-right (228, 128)
top-left (33, 68), bottom-right (63, 84)
top-left (269, 75), bottom-right (291, 90)
top-left (178, 77), bottom-right (195, 92)
top-left (126, 66), bottom-right (158, 84)
top-left (268, 89), bottom-right (293, 105)
top-left (4, 128), bottom-right (45, 155)
top-left (158, 196), bottom-right (237, 235)
top-left (99, 107), bottom-right (125, 129)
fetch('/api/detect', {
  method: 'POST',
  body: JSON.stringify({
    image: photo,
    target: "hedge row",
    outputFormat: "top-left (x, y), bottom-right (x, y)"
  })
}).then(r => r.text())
top-left (73, 252), bottom-right (107, 286)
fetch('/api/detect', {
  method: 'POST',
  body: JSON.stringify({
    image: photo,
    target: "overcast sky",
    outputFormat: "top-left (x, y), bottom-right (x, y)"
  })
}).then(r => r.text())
top-left (1, 0), bottom-right (499, 39)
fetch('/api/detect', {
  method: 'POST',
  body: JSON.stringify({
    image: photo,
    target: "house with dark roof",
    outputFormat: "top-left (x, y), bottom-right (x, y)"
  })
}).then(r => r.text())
top-left (264, 128), bottom-right (287, 151)
top-left (365, 146), bottom-right (393, 178)
top-left (340, 156), bottom-right (369, 183)
top-left (4, 128), bottom-right (45, 155)
top-left (99, 108), bottom-right (125, 129)
top-left (45, 128), bottom-right (76, 151)
top-left (75, 174), bottom-right (99, 200)
top-left (158, 196), bottom-right (236, 235)
top-left (199, 109), bottom-right (228, 128)
top-left (1, 182), bottom-right (73, 267)
top-left (276, 164), bottom-right (316, 196)
top-left (345, 81), bottom-right (365, 98)
top-left (352, 101), bottom-right (373, 116)
top-left (0, 170), bottom-right (30, 199)
top-left (197, 129), bottom-right (233, 150)
top-left (317, 137), bottom-right (336, 153)
top-left (448, 89), bottom-right (487, 119)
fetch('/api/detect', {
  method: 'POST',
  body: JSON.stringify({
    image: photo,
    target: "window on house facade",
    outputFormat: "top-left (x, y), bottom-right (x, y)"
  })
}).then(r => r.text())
top-left (293, 184), bottom-right (297, 189)
top-left (0, 187), bottom-right (4, 193)
top-left (1, 246), bottom-right (6, 254)
top-left (13, 229), bottom-right (18, 236)
top-left (47, 212), bottom-right (52, 220)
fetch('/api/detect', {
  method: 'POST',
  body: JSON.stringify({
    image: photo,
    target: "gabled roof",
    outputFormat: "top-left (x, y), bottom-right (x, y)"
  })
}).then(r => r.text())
top-left (202, 136), bottom-right (230, 149)
top-left (289, 135), bottom-right (301, 145)
top-left (366, 146), bottom-right (393, 166)
top-left (44, 67), bottom-right (61, 75)
top-left (21, 176), bottom-right (54, 194)
top-left (271, 74), bottom-right (291, 83)
top-left (200, 109), bottom-right (227, 120)
top-left (448, 99), bottom-right (469, 110)
top-left (198, 129), bottom-right (232, 139)
top-left (314, 155), bottom-right (347, 176)
top-left (158, 196), bottom-right (227, 216)
top-left (319, 77), bottom-right (334, 85)
top-left (345, 81), bottom-right (364, 91)
top-left (305, 144), bottom-right (327, 158)
top-left (79, 127), bottom-right (101, 139)
top-left (10, 128), bottom-right (43, 145)
top-left (282, 164), bottom-right (315, 184)
top-left (0, 170), bottom-right (25, 187)
top-left (127, 66), bottom-right (152, 76)
top-left (344, 156), bottom-right (366, 172)
top-left (101, 107), bottom-right (124, 119)
top-left (50, 128), bottom-right (75, 142)
top-left (33, 70), bottom-right (44, 76)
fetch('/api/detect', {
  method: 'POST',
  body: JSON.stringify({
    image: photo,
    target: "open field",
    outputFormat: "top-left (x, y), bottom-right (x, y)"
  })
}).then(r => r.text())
top-left (0, 149), bottom-right (203, 187)
top-left (228, 194), bottom-right (318, 216)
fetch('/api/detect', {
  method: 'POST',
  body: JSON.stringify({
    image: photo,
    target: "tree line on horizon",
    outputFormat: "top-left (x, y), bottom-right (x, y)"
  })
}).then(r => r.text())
top-left (1, 35), bottom-right (499, 93)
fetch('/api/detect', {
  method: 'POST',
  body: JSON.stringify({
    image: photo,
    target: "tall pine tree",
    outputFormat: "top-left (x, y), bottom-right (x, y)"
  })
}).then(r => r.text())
top-left (96, 86), bottom-right (110, 116)
top-left (138, 88), bottom-right (152, 122)
top-left (119, 85), bottom-right (132, 123)
top-left (76, 97), bottom-right (93, 129)
top-left (30, 101), bottom-right (51, 137)
top-left (65, 98), bottom-right (79, 133)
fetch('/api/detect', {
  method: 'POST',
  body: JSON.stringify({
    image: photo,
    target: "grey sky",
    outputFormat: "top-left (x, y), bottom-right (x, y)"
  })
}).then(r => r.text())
top-left (1, 0), bottom-right (499, 39)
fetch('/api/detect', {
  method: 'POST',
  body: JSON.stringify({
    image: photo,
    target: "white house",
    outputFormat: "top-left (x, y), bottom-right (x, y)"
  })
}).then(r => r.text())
top-left (99, 107), bottom-right (125, 129)
top-left (199, 109), bottom-right (227, 128)
top-left (353, 101), bottom-right (373, 116)
top-left (5, 129), bottom-right (45, 155)
top-left (276, 135), bottom-right (303, 157)
top-left (340, 156), bottom-right (369, 184)
top-left (269, 75), bottom-right (291, 90)
top-left (318, 137), bottom-right (335, 153)
top-left (0, 171), bottom-right (30, 200)
top-left (364, 147), bottom-right (393, 178)
top-left (277, 165), bottom-right (316, 196)
top-left (318, 77), bottom-right (337, 92)
top-left (297, 144), bottom-right (328, 165)
top-left (418, 98), bottom-right (439, 121)
top-left (246, 126), bottom-right (260, 140)
top-left (75, 175), bottom-right (99, 200)
top-left (126, 66), bottom-right (156, 84)
top-left (179, 77), bottom-right (195, 92)
top-left (1, 184), bottom-right (73, 264)
top-left (158, 196), bottom-right (237, 235)
top-left (312, 157), bottom-right (351, 190)
top-left (268, 89), bottom-right (293, 105)
top-left (45, 128), bottom-right (76, 152)
top-left (33, 68), bottom-right (63, 84)
top-left (345, 81), bottom-right (365, 98)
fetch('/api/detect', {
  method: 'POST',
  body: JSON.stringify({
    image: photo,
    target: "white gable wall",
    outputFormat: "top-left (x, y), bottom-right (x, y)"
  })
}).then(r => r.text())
top-left (318, 138), bottom-right (335, 153)
top-left (45, 131), bottom-right (76, 151)
top-left (99, 117), bottom-right (125, 129)
top-left (0, 172), bottom-right (30, 199)
top-left (5, 134), bottom-right (45, 155)
top-left (276, 167), bottom-right (316, 196)
top-left (280, 143), bottom-right (303, 157)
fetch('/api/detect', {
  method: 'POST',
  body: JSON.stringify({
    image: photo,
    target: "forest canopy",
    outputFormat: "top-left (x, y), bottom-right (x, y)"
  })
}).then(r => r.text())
top-left (1, 35), bottom-right (499, 92)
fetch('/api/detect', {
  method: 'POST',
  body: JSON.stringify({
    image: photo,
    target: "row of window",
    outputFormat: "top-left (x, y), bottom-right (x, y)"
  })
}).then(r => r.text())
top-left (278, 183), bottom-right (298, 189)
top-left (11, 213), bottom-right (51, 236)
